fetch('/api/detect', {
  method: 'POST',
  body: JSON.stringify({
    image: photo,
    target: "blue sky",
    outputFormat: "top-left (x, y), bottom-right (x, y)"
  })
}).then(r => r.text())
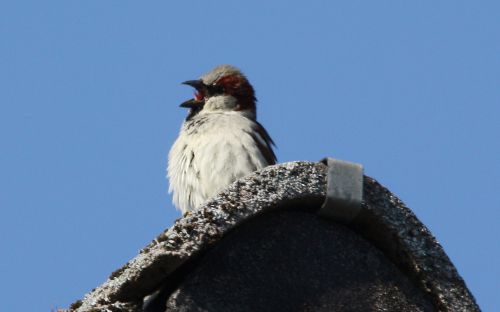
top-left (1, 1), bottom-right (498, 311)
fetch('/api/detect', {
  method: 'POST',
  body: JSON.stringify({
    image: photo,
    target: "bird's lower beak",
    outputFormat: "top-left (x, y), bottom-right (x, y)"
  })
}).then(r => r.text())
top-left (180, 98), bottom-right (204, 108)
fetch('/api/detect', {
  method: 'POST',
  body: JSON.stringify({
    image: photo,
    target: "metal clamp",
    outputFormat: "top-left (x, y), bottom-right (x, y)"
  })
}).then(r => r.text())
top-left (319, 157), bottom-right (364, 223)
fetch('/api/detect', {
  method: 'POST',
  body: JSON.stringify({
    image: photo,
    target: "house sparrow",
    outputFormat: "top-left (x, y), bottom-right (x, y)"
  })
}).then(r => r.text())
top-left (167, 65), bottom-right (276, 214)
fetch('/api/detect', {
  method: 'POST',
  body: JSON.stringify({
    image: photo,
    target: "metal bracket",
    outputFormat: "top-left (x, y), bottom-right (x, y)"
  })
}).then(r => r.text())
top-left (318, 157), bottom-right (364, 223)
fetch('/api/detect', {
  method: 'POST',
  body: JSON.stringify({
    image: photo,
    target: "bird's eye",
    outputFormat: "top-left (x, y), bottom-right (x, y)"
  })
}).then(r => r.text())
top-left (207, 84), bottom-right (224, 96)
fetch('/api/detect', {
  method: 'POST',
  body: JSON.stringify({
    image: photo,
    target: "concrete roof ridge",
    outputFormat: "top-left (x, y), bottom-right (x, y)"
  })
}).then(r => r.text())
top-left (72, 160), bottom-right (479, 312)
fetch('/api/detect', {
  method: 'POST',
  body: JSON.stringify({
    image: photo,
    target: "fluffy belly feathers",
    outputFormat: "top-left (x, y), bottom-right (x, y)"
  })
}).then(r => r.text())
top-left (168, 113), bottom-right (272, 213)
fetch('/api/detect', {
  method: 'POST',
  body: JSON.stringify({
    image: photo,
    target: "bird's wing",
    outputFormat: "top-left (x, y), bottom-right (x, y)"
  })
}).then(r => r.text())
top-left (250, 122), bottom-right (277, 165)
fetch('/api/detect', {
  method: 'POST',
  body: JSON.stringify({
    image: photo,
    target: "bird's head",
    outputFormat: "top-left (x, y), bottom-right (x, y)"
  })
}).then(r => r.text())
top-left (180, 65), bottom-right (257, 120)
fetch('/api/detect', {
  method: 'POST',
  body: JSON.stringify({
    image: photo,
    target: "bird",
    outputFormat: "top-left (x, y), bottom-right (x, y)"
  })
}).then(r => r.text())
top-left (167, 65), bottom-right (277, 214)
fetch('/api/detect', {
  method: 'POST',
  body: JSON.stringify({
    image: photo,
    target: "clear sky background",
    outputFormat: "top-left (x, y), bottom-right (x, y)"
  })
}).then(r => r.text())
top-left (1, 1), bottom-right (498, 311)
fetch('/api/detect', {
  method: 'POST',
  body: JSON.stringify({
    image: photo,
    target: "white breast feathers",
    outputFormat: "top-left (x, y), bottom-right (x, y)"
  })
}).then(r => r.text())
top-left (167, 111), bottom-right (275, 214)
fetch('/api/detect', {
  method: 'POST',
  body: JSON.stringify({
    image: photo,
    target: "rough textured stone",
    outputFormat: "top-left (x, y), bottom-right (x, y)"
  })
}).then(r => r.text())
top-left (158, 211), bottom-right (435, 312)
top-left (74, 161), bottom-right (479, 312)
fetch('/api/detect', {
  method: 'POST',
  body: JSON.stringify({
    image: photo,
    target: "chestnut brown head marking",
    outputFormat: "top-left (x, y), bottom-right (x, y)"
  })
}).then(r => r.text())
top-left (214, 74), bottom-right (256, 111)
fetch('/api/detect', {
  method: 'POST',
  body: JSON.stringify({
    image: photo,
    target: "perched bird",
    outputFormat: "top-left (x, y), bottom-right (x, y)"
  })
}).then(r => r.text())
top-left (168, 65), bottom-right (276, 214)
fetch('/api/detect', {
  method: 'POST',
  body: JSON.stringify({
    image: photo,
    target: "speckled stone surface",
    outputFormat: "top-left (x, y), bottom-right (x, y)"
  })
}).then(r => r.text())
top-left (159, 211), bottom-right (435, 312)
top-left (73, 161), bottom-right (479, 312)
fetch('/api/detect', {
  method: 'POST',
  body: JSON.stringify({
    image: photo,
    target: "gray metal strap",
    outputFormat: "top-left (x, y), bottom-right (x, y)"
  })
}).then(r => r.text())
top-left (319, 158), bottom-right (364, 223)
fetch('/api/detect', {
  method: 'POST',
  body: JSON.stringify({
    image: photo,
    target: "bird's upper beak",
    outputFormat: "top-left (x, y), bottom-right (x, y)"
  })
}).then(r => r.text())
top-left (180, 79), bottom-right (205, 108)
top-left (182, 80), bottom-right (204, 90)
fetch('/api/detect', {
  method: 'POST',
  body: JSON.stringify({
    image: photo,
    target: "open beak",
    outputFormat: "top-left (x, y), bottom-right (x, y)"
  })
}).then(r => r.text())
top-left (180, 79), bottom-right (205, 108)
